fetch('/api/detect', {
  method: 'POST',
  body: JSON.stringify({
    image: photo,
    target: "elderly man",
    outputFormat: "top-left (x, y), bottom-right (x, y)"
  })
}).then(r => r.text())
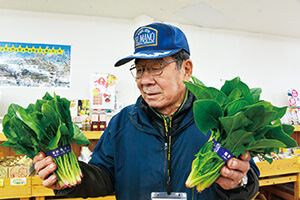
top-left (34, 22), bottom-right (259, 200)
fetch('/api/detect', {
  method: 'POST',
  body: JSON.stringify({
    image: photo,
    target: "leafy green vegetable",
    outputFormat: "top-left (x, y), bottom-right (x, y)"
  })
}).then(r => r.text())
top-left (1, 92), bottom-right (91, 187)
top-left (184, 76), bottom-right (297, 192)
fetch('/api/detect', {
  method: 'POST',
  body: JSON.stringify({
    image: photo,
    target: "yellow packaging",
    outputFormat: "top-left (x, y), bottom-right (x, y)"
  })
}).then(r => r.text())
top-left (0, 155), bottom-right (34, 178)
top-left (8, 158), bottom-right (34, 178)
top-left (0, 166), bottom-right (8, 178)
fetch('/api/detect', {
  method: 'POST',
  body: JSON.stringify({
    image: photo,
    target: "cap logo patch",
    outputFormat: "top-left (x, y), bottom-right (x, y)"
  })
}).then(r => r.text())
top-left (134, 27), bottom-right (157, 49)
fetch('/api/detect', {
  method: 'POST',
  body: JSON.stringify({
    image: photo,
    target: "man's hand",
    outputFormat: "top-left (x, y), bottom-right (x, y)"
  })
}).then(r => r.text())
top-left (33, 152), bottom-right (63, 190)
top-left (215, 152), bottom-right (251, 190)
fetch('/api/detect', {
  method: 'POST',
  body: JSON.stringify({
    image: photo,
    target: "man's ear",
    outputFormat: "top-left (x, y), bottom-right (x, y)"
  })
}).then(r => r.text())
top-left (182, 59), bottom-right (193, 81)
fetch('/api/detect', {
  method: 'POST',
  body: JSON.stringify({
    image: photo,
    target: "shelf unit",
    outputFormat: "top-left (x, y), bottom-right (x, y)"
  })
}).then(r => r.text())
top-left (0, 131), bottom-right (114, 200)
top-left (1, 126), bottom-right (300, 199)
top-left (256, 125), bottom-right (300, 199)
top-left (0, 174), bottom-right (116, 200)
top-left (0, 131), bottom-right (103, 141)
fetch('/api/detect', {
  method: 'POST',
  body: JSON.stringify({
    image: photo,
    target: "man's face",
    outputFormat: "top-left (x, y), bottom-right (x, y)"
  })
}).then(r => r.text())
top-left (135, 56), bottom-right (192, 116)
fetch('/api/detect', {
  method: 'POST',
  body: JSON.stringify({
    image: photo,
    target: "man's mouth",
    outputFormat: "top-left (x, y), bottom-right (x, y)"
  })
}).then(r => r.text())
top-left (144, 92), bottom-right (160, 98)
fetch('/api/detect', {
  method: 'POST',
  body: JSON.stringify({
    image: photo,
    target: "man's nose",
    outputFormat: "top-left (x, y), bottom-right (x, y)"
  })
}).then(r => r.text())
top-left (140, 68), bottom-right (154, 83)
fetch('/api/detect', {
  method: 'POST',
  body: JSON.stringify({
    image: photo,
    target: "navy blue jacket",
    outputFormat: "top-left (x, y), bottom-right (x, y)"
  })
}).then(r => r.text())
top-left (87, 95), bottom-right (259, 199)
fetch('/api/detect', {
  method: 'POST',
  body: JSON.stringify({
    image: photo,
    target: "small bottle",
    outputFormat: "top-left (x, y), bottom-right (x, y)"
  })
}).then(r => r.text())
top-left (82, 120), bottom-right (87, 131)
top-left (99, 109), bottom-right (107, 131)
top-left (91, 109), bottom-right (100, 131)
top-left (86, 119), bottom-right (91, 131)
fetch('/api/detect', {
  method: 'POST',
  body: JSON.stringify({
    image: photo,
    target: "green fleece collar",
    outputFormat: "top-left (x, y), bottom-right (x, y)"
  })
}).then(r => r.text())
top-left (149, 90), bottom-right (189, 121)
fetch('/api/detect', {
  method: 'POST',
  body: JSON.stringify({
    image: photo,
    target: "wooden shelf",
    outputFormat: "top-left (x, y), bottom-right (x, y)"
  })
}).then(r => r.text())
top-left (0, 132), bottom-right (6, 141)
top-left (294, 125), bottom-right (300, 132)
top-left (82, 131), bottom-right (102, 139)
top-left (0, 131), bottom-right (102, 142)
top-left (0, 175), bottom-right (115, 200)
top-left (256, 158), bottom-right (300, 199)
top-left (0, 176), bottom-right (32, 199)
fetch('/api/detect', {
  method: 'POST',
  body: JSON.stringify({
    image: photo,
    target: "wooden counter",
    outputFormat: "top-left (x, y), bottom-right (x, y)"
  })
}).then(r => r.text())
top-left (0, 131), bottom-right (111, 200)
top-left (0, 175), bottom-right (115, 200)
top-left (256, 158), bottom-right (300, 200)
top-left (0, 176), bottom-right (32, 200)
top-left (0, 131), bottom-right (103, 142)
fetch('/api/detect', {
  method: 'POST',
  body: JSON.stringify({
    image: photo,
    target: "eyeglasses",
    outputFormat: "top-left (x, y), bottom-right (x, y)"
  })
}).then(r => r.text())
top-left (130, 59), bottom-right (178, 79)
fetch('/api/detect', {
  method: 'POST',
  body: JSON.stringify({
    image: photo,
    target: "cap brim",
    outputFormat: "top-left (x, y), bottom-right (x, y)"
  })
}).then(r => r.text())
top-left (114, 49), bottom-right (182, 67)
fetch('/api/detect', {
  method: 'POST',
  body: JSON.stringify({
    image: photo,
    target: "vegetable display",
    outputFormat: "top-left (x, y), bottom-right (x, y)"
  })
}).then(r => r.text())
top-left (1, 92), bottom-right (91, 187)
top-left (184, 76), bottom-right (297, 192)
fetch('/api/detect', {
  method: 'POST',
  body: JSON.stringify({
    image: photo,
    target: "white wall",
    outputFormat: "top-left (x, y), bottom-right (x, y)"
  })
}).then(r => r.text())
top-left (0, 9), bottom-right (142, 116)
top-left (183, 25), bottom-right (300, 107)
top-left (0, 9), bottom-right (300, 116)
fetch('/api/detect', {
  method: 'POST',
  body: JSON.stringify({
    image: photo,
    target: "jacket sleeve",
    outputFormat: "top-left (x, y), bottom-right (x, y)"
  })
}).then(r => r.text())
top-left (214, 160), bottom-right (260, 200)
top-left (54, 161), bottom-right (115, 198)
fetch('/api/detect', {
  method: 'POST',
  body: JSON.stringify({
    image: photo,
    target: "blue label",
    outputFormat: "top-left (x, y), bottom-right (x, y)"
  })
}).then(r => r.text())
top-left (45, 144), bottom-right (72, 158)
top-left (134, 27), bottom-right (158, 49)
top-left (212, 138), bottom-right (234, 162)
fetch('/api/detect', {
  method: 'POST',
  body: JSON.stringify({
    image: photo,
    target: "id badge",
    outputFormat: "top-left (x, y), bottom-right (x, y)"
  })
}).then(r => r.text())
top-left (151, 192), bottom-right (187, 200)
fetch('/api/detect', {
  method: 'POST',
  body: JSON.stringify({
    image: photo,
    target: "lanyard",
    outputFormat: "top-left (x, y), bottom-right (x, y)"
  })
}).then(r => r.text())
top-left (163, 116), bottom-right (172, 195)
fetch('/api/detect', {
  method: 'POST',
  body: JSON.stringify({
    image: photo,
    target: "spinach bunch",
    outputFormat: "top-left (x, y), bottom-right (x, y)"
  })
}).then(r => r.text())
top-left (1, 92), bottom-right (91, 187)
top-left (184, 76), bottom-right (297, 191)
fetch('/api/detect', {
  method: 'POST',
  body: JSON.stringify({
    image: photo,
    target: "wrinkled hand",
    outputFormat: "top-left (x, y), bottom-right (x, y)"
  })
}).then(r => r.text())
top-left (215, 151), bottom-right (251, 190)
top-left (33, 152), bottom-right (63, 190)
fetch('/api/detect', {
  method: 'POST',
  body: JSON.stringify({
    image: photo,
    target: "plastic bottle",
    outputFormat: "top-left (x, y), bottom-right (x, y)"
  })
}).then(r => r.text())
top-left (78, 146), bottom-right (92, 163)
top-left (91, 109), bottom-right (100, 131)
top-left (86, 119), bottom-right (91, 131)
top-left (99, 109), bottom-right (107, 131)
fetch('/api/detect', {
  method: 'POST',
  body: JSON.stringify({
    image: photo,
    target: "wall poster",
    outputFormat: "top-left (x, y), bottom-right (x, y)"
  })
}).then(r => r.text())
top-left (0, 41), bottom-right (71, 87)
top-left (90, 73), bottom-right (117, 110)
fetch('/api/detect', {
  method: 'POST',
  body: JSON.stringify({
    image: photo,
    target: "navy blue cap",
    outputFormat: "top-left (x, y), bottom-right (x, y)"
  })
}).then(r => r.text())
top-left (114, 22), bottom-right (190, 67)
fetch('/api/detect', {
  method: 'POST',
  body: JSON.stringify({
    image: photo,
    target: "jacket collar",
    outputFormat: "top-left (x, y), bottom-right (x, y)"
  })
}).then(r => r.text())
top-left (133, 90), bottom-right (195, 137)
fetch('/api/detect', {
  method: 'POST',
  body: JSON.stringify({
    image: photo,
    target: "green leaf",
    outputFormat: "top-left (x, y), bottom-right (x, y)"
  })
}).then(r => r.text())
top-left (273, 106), bottom-right (288, 119)
top-left (282, 124), bottom-right (295, 136)
top-left (219, 112), bottom-right (252, 134)
top-left (250, 88), bottom-right (262, 103)
top-left (42, 103), bottom-right (61, 135)
top-left (191, 76), bottom-right (205, 86)
top-left (184, 81), bottom-right (230, 107)
top-left (184, 81), bottom-right (206, 100)
top-left (224, 98), bottom-right (249, 116)
top-left (221, 77), bottom-right (254, 104)
top-left (227, 88), bottom-right (242, 101)
top-left (264, 125), bottom-right (297, 148)
top-left (201, 87), bottom-right (230, 107)
top-left (243, 105), bottom-right (266, 132)
top-left (223, 130), bottom-right (255, 156)
top-left (193, 99), bottom-right (223, 134)
top-left (16, 107), bottom-right (49, 141)
top-left (73, 122), bottom-right (92, 146)
top-left (247, 139), bottom-right (286, 152)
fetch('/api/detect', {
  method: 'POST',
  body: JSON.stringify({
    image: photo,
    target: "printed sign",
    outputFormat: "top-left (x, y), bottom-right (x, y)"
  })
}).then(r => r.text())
top-left (0, 41), bottom-right (71, 88)
top-left (288, 89), bottom-right (300, 107)
top-left (90, 73), bottom-right (117, 110)
top-left (10, 177), bottom-right (27, 186)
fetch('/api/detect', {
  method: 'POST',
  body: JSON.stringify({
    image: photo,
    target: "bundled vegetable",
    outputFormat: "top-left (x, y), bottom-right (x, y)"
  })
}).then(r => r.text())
top-left (1, 92), bottom-right (91, 187)
top-left (184, 76), bottom-right (297, 192)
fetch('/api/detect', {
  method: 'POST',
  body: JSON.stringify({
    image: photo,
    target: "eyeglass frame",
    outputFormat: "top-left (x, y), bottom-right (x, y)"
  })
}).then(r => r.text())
top-left (129, 59), bottom-right (178, 79)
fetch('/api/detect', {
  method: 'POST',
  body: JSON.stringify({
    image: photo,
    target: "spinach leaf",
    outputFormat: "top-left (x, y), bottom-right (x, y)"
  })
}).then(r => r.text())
top-left (185, 76), bottom-right (297, 190)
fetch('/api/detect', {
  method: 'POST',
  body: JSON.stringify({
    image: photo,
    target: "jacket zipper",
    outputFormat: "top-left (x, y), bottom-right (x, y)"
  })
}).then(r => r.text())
top-left (162, 116), bottom-right (172, 195)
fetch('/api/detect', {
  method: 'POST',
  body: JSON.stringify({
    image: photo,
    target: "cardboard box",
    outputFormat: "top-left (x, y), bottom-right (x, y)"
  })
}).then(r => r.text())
top-left (0, 165), bottom-right (8, 178)
top-left (0, 155), bottom-right (34, 178)
top-left (9, 164), bottom-right (34, 178)
top-left (9, 157), bottom-right (34, 178)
